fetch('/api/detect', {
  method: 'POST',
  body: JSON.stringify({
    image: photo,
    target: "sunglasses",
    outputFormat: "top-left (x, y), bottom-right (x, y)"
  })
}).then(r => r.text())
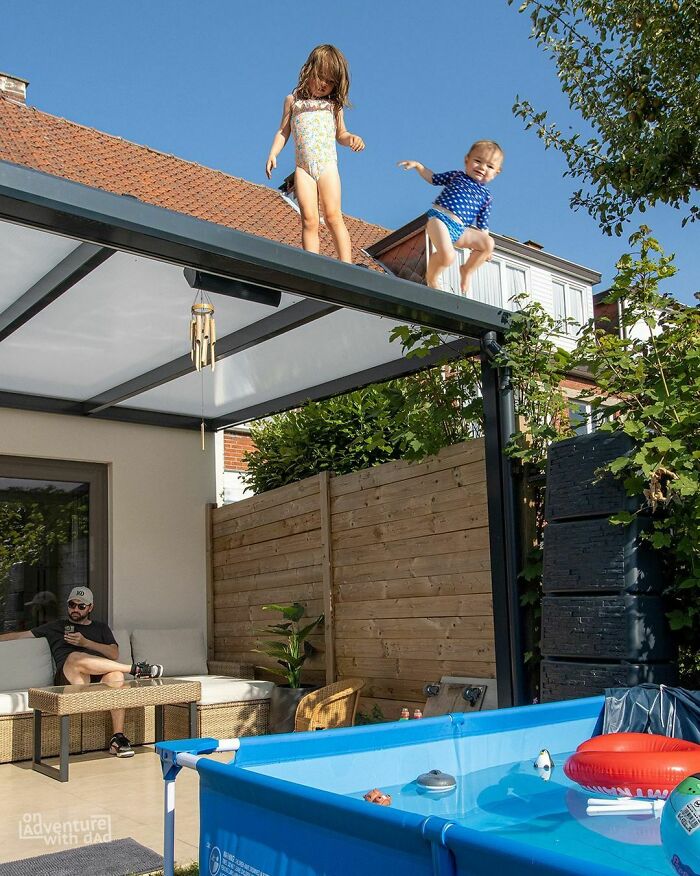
top-left (67, 601), bottom-right (89, 610)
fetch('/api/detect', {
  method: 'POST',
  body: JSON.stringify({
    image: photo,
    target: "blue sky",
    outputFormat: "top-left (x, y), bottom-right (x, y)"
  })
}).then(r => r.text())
top-left (2, 0), bottom-right (697, 305)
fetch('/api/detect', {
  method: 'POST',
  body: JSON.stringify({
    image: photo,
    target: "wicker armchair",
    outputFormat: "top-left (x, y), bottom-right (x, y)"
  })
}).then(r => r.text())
top-left (294, 678), bottom-right (364, 732)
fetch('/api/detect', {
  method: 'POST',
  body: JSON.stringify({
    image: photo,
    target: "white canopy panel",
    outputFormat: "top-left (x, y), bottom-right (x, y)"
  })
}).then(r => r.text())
top-left (120, 308), bottom-right (425, 419)
top-left (0, 219), bottom-right (77, 311)
top-left (0, 245), bottom-right (302, 399)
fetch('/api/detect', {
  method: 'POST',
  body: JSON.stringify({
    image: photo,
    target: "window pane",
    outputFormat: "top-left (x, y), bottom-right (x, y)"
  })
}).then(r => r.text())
top-left (505, 265), bottom-right (526, 305)
top-left (569, 402), bottom-right (590, 436)
top-left (567, 287), bottom-right (584, 333)
top-left (472, 260), bottom-right (502, 307)
top-left (553, 281), bottom-right (567, 323)
top-left (0, 478), bottom-right (89, 632)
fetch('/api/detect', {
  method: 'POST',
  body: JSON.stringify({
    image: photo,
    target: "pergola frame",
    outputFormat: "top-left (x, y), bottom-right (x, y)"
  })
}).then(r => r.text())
top-left (0, 159), bottom-right (524, 706)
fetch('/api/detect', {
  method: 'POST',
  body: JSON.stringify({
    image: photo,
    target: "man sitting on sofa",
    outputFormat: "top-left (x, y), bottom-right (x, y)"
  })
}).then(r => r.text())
top-left (0, 586), bottom-right (164, 758)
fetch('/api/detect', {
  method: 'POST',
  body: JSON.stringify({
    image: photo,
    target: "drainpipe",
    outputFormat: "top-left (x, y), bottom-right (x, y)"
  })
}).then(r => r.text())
top-left (480, 332), bottom-right (526, 707)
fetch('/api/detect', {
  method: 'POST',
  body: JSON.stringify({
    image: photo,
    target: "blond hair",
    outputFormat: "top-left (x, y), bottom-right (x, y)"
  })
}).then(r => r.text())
top-left (295, 44), bottom-right (351, 111)
top-left (467, 140), bottom-right (504, 161)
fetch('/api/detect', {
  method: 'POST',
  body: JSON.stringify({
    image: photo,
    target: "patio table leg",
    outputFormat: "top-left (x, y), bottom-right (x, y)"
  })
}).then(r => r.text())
top-left (32, 710), bottom-right (70, 782)
top-left (155, 704), bottom-right (164, 741)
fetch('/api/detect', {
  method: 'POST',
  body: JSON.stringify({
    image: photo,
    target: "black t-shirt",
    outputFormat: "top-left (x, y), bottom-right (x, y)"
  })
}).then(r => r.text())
top-left (31, 619), bottom-right (117, 671)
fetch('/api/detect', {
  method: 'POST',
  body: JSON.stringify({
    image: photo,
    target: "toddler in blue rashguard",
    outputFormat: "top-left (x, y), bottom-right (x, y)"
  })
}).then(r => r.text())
top-left (398, 140), bottom-right (503, 293)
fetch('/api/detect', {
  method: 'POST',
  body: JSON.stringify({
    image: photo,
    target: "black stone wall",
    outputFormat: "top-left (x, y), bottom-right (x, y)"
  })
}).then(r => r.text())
top-left (540, 431), bottom-right (677, 701)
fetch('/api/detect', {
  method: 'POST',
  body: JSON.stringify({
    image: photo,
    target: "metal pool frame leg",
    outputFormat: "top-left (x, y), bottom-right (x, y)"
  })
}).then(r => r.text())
top-left (158, 738), bottom-right (241, 876)
top-left (32, 710), bottom-right (70, 782)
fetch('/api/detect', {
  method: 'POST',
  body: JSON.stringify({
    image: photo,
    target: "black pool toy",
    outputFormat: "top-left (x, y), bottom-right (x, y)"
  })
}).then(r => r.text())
top-left (416, 769), bottom-right (457, 792)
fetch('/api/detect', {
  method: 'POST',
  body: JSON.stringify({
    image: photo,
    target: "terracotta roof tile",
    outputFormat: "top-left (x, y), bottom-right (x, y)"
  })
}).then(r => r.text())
top-left (0, 96), bottom-right (388, 268)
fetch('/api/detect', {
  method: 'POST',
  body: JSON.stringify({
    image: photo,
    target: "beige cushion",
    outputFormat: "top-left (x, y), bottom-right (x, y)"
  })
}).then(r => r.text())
top-left (130, 627), bottom-right (207, 677)
top-left (111, 628), bottom-right (132, 666)
top-left (0, 689), bottom-right (32, 716)
top-left (0, 637), bottom-right (54, 691)
top-left (175, 676), bottom-right (274, 706)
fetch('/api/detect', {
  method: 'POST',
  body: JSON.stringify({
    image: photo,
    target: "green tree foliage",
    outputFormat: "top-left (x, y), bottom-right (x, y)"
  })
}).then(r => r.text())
top-left (242, 384), bottom-right (409, 493)
top-left (510, 0), bottom-right (700, 233)
top-left (574, 226), bottom-right (700, 682)
top-left (0, 488), bottom-right (86, 597)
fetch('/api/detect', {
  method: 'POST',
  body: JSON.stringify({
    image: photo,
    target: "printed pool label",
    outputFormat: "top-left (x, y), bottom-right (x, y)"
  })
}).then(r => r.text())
top-left (208, 846), bottom-right (271, 876)
top-left (677, 799), bottom-right (700, 836)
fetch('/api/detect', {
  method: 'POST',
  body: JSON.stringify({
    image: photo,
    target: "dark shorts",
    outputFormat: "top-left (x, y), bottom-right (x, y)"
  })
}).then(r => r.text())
top-left (54, 666), bottom-right (103, 686)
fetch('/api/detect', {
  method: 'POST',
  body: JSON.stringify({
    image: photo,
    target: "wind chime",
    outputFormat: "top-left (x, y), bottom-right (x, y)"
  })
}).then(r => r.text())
top-left (189, 289), bottom-right (216, 450)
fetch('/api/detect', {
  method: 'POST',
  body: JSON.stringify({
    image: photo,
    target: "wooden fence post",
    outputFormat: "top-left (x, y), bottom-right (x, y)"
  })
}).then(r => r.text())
top-left (319, 471), bottom-right (336, 683)
top-left (205, 502), bottom-right (216, 662)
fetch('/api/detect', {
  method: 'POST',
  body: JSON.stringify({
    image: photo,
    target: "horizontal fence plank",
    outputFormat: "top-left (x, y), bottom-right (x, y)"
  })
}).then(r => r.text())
top-left (334, 549), bottom-right (491, 584)
top-left (212, 476), bottom-right (319, 523)
top-left (212, 493), bottom-right (321, 538)
top-left (333, 527), bottom-right (491, 567)
top-left (330, 440), bottom-right (484, 497)
top-left (335, 594), bottom-right (493, 621)
top-left (213, 529), bottom-right (321, 567)
top-left (213, 548), bottom-right (323, 579)
top-left (214, 564), bottom-right (322, 596)
top-left (335, 639), bottom-right (495, 661)
top-left (213, 510), bottom-right (321, 552)
top-left (336, 572), bottom-right (492, 603)
top-left (331, 485), bottom-right (488, 533)
top-left (213, 580), bottom-right (324, 609)
top-left (331, 505), bottom-right (488, 550)
top-left (336, 657), bottom-right (496, 681)
top-left (214, 599), bottom-right (325, 625)
top-left (214, 634), bottom-right (325, 654)
top-left (336, 616), bottom-right (495, 640)
top-left (330, 461), bottom-right (486, 514)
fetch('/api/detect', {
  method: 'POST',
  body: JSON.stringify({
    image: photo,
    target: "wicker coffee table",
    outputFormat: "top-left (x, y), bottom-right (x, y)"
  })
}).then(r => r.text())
top-left (28, 677), bottom-right (201, 782)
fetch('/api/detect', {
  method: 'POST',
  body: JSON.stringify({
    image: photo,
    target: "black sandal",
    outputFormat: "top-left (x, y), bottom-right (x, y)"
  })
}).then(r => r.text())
top-left (109, 732), bottom-right (135, 758)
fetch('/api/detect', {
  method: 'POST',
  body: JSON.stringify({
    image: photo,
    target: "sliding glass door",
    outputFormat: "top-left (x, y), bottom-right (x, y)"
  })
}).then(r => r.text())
top-left (0, 457), bottom-right (107, 631)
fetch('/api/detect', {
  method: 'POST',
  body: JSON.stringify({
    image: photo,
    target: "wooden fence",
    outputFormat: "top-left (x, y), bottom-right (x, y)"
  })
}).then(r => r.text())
top-left (209, 439), bottom-right (495, 719)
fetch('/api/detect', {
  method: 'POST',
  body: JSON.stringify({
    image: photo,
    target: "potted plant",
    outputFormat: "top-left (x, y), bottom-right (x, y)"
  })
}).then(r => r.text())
top-left (254, 602), bottom-right (324, 733)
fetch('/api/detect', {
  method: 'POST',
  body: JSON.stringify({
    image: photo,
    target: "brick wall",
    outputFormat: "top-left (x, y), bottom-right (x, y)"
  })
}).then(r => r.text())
top-left (223, 432), bottom-right (255, 471)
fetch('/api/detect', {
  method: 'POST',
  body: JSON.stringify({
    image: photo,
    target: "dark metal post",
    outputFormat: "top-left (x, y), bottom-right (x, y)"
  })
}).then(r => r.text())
top-left (481, 332), bottom-right (526, 707)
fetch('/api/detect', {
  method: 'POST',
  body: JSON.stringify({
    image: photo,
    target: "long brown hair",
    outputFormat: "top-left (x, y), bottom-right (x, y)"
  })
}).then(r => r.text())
top-left (295, 44), bottom-right (351, 110)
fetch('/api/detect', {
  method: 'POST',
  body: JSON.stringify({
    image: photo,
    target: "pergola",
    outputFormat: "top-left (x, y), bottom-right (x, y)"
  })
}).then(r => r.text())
top-left (0, 159), bottom-right (523, 706)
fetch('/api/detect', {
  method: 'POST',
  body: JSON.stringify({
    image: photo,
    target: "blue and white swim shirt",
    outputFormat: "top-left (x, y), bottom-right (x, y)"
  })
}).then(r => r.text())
top-left (431, 171), bottom-right (492, 230)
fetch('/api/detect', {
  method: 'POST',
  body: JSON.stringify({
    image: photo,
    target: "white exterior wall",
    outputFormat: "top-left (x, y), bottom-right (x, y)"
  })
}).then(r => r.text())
top-left (435, 242), bottom-right (595, 352)
top-left (0, 408), bottom-right (215, 630)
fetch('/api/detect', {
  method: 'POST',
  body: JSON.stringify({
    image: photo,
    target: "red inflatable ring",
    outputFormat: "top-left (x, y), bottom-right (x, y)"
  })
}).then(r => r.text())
top-left (564, 732), bottom-right (700, 799)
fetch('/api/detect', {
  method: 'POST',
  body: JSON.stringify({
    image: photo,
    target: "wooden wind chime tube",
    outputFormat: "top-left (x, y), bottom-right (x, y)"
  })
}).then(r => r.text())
top-left (190, 298), bottom-right (217, 450)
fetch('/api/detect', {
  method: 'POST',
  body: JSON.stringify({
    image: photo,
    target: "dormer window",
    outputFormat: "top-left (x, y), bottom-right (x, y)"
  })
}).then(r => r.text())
top-left (553, 280), bottom-right (585, 335)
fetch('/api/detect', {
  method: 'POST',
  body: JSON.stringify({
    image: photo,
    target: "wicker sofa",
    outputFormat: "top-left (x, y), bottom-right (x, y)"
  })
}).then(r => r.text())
top-left (0, 627), bottom-right (273, 763)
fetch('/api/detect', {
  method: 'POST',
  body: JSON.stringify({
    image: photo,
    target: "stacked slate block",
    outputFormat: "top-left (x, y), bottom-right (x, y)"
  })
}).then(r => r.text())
top-left (540, 431), bottom-right (677, 701)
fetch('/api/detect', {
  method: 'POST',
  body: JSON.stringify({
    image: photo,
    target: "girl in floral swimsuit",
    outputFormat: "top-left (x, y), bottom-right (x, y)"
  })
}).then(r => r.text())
top-left (266, 45), bottom-right (365, 263)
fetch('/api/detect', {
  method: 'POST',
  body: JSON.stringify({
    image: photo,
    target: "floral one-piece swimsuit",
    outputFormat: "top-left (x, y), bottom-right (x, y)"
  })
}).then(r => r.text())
top-left (291, 96), bottom-right (337, 182)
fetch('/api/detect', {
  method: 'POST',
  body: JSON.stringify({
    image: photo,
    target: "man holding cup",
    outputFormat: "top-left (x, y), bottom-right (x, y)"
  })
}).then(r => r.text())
top-left (0, 586), bottom-right (164, 757)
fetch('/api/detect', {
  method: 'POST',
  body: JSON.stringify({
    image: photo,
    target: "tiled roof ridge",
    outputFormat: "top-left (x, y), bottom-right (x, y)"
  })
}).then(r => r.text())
top-left (0, 94), bottom-right (389, 236)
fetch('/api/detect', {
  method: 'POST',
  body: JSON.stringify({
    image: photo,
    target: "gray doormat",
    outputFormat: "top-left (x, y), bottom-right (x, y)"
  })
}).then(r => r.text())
top-left (0, 837), bottom-right (163, 876)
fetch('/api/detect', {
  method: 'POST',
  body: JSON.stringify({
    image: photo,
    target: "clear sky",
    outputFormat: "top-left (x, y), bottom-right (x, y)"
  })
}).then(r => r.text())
top-left (2, 0), bottom-right (697, 305)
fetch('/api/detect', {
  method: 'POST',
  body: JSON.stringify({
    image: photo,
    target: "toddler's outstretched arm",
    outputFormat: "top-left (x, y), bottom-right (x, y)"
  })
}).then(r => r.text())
top-left (398, 160), bottom-right (434, 184)
top-left (335, 109), bottom-right (365, 153)
top-left (266, 94), bottom-right (294, 179)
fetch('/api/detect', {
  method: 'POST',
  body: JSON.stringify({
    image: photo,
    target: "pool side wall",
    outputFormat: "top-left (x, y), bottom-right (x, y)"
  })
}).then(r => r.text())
top-left (194, 698), bottom-right (632, 876)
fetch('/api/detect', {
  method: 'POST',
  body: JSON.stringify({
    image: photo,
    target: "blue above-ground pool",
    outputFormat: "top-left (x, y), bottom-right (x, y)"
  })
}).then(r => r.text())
top-left (158, 696), bottom-right (679, 876)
